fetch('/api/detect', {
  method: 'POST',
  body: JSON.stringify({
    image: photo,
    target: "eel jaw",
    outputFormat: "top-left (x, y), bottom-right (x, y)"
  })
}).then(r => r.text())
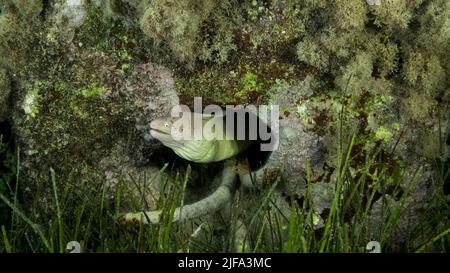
top-left (150, 128), bottom-right (171, 141)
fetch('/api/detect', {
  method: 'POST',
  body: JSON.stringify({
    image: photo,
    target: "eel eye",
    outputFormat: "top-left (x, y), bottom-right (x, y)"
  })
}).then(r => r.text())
top-left (164, 122), bottom-right (170, 128)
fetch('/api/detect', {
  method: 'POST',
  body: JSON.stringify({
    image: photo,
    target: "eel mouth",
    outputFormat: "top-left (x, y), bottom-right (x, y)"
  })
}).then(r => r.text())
top-left (150, 128), bottom-right (171, 139)
top-left (150, 127), bottom-right (169, 135)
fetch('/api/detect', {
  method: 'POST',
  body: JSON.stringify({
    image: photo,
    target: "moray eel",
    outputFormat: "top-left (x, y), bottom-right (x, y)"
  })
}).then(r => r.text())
top-left (119, 112), bottom-right (254, 225)
top-left (149, 112), bottom-right (252, 163)
top-left (119, 159), bottom-right (242, 225)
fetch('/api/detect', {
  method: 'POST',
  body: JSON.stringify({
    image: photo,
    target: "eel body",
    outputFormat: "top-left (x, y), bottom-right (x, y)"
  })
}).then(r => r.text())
top-left (148, 112), bottom-right (252, 163)
top-left (119, 158), bottom-right (240, 225)
top-left (119, 112), bottom-right (254, 225)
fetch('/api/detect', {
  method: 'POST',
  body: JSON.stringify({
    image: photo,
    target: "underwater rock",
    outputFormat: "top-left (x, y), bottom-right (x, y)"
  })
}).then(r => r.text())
top-left (0, 68), bottom-right (10, 121)
top-left (123, 63), bottom-right (180, 155)
top-left (266, 116), bottom-right (325, 192)
top-left (92, 0), bottom-right (141, 20)
top-left (254, 78), bottom-right (328, 219)
top-left (369, 194), bottom-right (397, 237)
top-left (0, 13), bottom-right (29, 70)
top-left (49, 0), bottom-right (88, 41)
top-left (368, 163), bottom-right (438, 251)
top-left (96, 62), bottom-right (181, 205)
top-left (369, 195), bottom-right (424, 250)
top-left (99, 140), bottom-right (166, 209)
top-left (4, 0), bottom-right (43, 18)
